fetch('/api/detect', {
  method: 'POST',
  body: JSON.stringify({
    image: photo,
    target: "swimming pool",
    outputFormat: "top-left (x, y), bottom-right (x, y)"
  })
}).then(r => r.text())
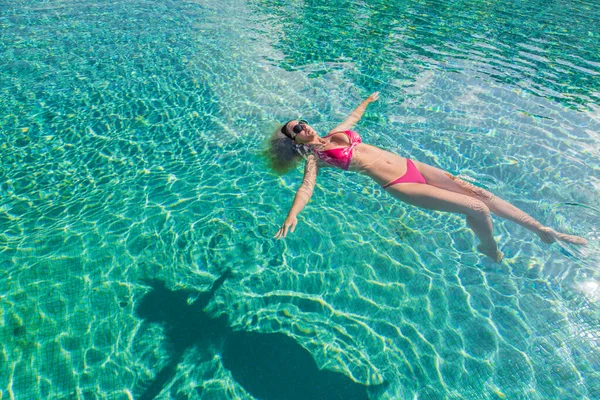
top-left (0, 0), bottom-right (599, 398)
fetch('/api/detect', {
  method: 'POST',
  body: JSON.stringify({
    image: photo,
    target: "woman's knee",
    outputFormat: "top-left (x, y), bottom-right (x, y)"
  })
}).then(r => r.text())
top-left (467, 198), bottom-right (491, 219)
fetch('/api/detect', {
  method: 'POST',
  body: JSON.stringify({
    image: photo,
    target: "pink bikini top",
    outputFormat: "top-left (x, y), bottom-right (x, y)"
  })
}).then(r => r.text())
top-left (312, 130), bottom-right (362, 170)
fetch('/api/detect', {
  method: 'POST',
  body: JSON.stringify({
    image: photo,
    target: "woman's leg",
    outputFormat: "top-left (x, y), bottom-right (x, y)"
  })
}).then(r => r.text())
top-left (385, 182), bottom-right (504, 261)
top-left (412, 161), bottom-right (587, 245)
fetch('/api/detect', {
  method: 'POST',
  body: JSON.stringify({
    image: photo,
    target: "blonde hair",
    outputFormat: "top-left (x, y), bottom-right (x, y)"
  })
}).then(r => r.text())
top-left (263, 124), bottom-right (307, 174)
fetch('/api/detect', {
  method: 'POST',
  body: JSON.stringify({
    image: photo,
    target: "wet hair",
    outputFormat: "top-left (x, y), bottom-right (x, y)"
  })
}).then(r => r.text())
top-left (263, 123), bottom-right (310, 174)
top-left (280, 120), bottom-right (295, 140)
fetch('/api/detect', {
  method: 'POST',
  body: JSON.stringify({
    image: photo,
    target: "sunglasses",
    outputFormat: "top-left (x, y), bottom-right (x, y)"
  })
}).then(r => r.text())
top-left (282, 119), bottom-right (308, 140)
top-left (292, 119), bottom-right (308, 135)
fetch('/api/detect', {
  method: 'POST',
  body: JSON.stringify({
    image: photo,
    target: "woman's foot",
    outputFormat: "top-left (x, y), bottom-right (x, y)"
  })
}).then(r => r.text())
top-left (537, 227), bottom-right (588, 245)
top-left (477, 244), bottom-right (504, 262)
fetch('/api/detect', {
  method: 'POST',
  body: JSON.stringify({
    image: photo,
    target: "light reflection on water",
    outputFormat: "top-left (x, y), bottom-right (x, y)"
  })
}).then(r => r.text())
top-left (0, 0), bottom-right (599, 398)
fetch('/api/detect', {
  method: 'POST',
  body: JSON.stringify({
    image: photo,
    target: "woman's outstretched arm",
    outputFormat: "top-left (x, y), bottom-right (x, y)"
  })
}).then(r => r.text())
top-left (275, 155), bottom-right (319, 238)
top-left (328, 92), bottom-right (379, 134)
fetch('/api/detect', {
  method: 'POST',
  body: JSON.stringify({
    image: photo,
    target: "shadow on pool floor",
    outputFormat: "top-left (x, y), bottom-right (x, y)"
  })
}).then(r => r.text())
top-left (135, 270), bottom-right (382, 400)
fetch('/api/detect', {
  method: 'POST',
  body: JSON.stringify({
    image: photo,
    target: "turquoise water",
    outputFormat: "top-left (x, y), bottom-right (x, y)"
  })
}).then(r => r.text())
top-left (1, 0), bottom-right (599, 398)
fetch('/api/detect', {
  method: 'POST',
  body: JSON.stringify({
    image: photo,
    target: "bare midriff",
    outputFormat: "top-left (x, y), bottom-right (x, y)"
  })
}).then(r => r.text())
top-left (347, 143), bottom-right (410, 186)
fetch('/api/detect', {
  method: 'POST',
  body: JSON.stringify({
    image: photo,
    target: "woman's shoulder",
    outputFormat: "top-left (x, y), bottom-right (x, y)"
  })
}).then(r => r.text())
top-left (305, 153), bottom-right (332, 169)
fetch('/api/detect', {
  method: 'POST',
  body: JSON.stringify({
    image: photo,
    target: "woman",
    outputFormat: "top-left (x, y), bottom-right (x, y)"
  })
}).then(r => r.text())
top-left (269, 92), bottom-right (587, 261)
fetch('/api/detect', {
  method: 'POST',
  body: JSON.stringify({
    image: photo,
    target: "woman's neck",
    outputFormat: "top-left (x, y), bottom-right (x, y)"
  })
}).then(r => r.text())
top-left (298, 135), bottom-right (326, 148)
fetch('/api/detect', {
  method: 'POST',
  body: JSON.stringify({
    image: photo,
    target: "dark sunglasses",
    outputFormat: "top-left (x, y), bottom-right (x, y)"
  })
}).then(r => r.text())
top-left (281, 119), bottom-right (308, 140)
top-left (292, 119), bottom-right (308, 135)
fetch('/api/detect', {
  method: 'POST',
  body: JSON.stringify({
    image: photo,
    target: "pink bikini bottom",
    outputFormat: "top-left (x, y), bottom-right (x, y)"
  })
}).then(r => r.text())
top-left (382, 159), bottom-right (427, 188)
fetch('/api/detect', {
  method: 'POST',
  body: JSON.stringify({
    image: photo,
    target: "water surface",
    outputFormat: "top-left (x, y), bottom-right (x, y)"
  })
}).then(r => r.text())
top-left (1, 0), bottom-right (599, 398)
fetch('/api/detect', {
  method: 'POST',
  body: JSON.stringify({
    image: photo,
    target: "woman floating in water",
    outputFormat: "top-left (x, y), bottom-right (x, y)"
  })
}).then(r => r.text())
top-left (267, 92), bottom-right (587, 261)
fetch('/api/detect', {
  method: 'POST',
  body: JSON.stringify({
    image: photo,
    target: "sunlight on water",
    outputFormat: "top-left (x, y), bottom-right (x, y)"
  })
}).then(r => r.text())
top-left (0, 0), bottom-right (599, 398)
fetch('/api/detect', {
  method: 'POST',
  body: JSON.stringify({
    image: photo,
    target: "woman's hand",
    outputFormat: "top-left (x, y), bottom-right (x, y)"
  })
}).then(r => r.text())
top-left (367, 92), bottom-right (380, 103)
top-left (274, 215), bottom-right (298, 239)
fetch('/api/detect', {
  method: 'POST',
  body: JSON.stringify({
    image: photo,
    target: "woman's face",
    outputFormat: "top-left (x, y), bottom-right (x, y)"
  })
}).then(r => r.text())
top-left (285, 120), bottom-right (316, 143)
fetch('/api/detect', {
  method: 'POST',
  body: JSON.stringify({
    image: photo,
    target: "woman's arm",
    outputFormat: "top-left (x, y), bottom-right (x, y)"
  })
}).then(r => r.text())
top-left (328, 92), bottom-right (379, 134)
top-left (274, 155), bottom-right (319, 239)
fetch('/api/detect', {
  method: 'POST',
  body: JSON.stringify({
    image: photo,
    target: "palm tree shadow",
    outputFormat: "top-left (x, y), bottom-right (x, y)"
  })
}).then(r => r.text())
top-left (135, 270), bottom-right (380, 400)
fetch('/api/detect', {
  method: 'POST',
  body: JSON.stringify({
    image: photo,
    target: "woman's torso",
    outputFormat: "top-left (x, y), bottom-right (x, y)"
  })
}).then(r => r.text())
top-left (315, 131), bottom-right (410, 186)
